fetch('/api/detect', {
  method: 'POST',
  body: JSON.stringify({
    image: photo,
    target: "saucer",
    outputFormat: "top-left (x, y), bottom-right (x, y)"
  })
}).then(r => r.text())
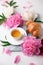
top-left (6, 27), bottom-right (27, 45)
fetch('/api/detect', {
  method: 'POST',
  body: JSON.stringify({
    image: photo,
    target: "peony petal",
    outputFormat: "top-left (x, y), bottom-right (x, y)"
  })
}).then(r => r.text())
top-left (2, 48), bottom-right (5, 53)
top-left (23, 6), bottom-right (27, 9)
top-left (14, 55), bottom-right (20, 64)
top-left (2, 0), bottom-right (8, 3)
top-left (3, 48), bottom-right (11, 55)
top-left (29, 63), bottom-right (36, 65)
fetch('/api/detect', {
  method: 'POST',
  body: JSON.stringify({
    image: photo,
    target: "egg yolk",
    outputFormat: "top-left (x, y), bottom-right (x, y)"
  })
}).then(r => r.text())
top-left (11, 29), bottom-right (21, 38)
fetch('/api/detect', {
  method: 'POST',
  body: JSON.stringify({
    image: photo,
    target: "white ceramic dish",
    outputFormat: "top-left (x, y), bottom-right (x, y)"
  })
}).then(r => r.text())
top-left (11, 28), bottom-right (22, 40)
top-left (6, 27), bottom-right (27, 45)
top-left (0, 25), bottom-right (7, 41)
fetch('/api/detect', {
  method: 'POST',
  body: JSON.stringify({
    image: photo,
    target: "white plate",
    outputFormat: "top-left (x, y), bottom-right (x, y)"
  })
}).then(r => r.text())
top-left (6, 27), bottom-right (27, 45)
top-left (0, 25), bottom-right (7, 41)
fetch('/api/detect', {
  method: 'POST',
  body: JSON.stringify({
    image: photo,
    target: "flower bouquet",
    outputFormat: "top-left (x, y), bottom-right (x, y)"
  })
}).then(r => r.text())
top-left (0, 0), bottom-right (43, 56)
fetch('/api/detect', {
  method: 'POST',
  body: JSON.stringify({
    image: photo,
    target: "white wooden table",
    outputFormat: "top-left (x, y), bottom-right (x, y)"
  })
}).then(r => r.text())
top-left (0, 0), bottom-right (43, 65)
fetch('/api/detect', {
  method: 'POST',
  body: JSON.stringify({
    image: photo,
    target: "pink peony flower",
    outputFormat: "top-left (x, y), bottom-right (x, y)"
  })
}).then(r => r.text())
top-left (22, 36), bottom-right (42, 56)
top-left (3, 48), bottom-right (11, 55)
top-left (14, 55), bottom-right (20, 64)
top-left (4, 13), bottom-right (23, 28)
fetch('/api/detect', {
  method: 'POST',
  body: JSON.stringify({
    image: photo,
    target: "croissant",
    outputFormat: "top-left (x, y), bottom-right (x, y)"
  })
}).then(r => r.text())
top-left (26, 21), bottom-right (41, 37)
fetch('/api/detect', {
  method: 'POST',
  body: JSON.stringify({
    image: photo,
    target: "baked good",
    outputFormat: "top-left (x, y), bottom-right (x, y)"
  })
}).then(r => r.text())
top-left (26, 20), bottom-right (41, 37)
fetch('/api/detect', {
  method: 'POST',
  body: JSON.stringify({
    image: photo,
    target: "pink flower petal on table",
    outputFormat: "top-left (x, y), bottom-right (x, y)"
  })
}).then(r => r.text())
top-left (28, 5), bottom-right (33, 8)
top-left (3, 48), bottom-right (5, 53)
top-left (2, 0), bottom-right (8, 3)
top-left (3, 48), bottom-right (11, 55)
top-left (27, 1), bottom-right (32, 5)
top-left (29, 63), bottom-right (36, 65)
top-left (14, 55), bottom-right (20, 64)
top-left (23, 6), bottom-right (27, 9)
top-left (5, 49), bottom-right (11, 55)
top-left (27, 1), bottom-right (33, 9)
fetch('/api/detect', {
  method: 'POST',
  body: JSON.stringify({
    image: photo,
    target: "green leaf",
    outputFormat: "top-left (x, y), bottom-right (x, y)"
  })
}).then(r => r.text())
top-left (34, 18), bottom-right (43, 23)
top-left (0, 21), bottom-right (4, 25)
top-left (0, 13), bottom-right (6, 19)
top-left (5, 0), bottom-right (18, 7)
top-left (0, 15), bottom-right (3, 17)
top-left (2, 4), bottom-right (8, 7)
top-left (11, 2), bottom-right (16, 6)
top-left (10, 0), bottom-right (14, 6)
top-left (14, 6), bottom-right (18, 8)
top-left (1, 41), bottom-right (10, 46)
top-left (6, 1), bottom-right (10, 5)
top-left (0, 13), bottom-right (6, 25)
top-left (10, 0), bottom-right (13, 4)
